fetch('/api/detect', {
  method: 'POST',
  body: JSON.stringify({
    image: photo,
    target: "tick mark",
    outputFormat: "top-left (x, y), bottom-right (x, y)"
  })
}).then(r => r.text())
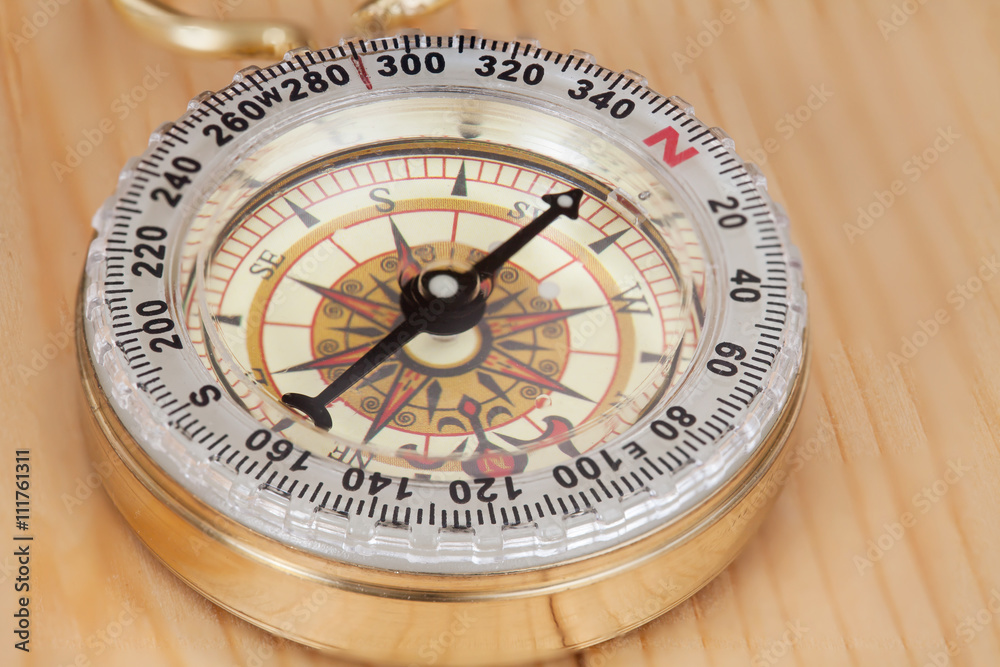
top-left (215, 314), bottom-right (243, 326)
top-left (451, 161), bottom-right (468, 197)
top-left (588, 229), bottom-right (629, 255)
top-left (285, 198), bottom-right (321, 228)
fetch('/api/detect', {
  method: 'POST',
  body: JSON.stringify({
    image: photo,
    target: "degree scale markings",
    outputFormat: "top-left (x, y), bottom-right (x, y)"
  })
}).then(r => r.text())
top-left (86, 36), bottom-right (803, 565)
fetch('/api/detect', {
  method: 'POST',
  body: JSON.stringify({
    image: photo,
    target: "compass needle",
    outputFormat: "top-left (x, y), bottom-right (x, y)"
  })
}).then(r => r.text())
top-left (79, 33), bottom-right (808, 666)
top-left (281, 190), bottom-right (585, 428)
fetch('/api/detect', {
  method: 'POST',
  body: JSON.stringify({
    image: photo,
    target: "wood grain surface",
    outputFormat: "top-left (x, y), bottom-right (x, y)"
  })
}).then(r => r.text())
top-left (2, 1), bottom-right (998, 665)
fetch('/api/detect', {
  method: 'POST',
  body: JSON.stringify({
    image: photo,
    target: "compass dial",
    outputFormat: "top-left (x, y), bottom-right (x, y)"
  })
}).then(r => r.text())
top-left (79, 34), bottom-right (807, 665)
top-left (191, 142), bottom-right (698, 477)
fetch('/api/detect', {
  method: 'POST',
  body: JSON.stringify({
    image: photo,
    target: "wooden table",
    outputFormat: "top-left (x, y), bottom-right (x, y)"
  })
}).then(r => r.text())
top-left (2, 1), bottom-right (997, 665)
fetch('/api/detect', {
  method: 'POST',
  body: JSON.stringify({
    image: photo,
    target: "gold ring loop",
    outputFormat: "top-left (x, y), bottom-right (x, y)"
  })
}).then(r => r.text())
top-left (110, 0), bottom-right (457, 59)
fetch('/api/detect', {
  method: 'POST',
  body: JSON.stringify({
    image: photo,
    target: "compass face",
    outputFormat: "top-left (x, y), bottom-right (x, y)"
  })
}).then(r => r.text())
top-left (194, 141), bottom-right (697, 477)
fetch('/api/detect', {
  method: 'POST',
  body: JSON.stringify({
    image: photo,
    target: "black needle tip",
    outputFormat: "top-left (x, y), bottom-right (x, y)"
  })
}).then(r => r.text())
top-left (282, 393), bottom-right (333, 431)
top-left (540, 188), bottom-right (584, 219)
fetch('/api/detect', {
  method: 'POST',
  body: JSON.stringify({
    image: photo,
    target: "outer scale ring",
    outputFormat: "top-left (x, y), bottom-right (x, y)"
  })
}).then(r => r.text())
top-left (77, 32), bottom-right (810, 664)
top-left (78, 299), bottom-right (808, 665)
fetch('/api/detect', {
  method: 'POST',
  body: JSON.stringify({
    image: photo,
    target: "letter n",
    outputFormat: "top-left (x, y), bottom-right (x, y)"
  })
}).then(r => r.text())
top-left (644, 127), bottom-right (699, 167)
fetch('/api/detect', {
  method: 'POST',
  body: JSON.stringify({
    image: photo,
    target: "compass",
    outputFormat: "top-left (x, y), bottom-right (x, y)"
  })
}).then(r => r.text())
top-left (78, 32), bottom-right (808, 665)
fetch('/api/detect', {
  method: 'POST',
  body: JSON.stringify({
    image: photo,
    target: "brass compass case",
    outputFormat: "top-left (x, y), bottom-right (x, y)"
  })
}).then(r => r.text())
top-left (77, 33), bottom-right (808, 666)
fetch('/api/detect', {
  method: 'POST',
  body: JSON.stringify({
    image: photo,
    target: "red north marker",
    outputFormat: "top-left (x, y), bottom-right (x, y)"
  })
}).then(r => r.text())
top-left (644, 127), bottom-right (699, 167)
